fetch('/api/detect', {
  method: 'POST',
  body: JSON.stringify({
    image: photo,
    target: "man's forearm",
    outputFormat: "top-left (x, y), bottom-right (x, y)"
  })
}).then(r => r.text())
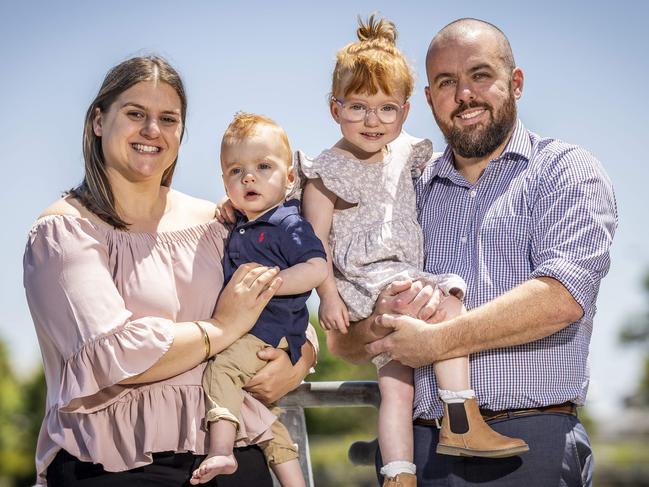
top-left (425, 277), bottom-right (583, 361)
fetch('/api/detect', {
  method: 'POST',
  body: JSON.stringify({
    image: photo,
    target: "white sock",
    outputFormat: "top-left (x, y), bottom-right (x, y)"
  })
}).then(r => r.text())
top-left (438, 389), bottom-right (475, 404)
top-left (380, 460), bottom-right (416, 478)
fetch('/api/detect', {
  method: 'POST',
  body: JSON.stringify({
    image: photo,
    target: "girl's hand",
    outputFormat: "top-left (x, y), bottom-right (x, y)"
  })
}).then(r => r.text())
top-left (215, 196), bottom-right (237, 224)
top-left (318, 292), bottom-right (350, 333)
top-left (245, 341), bottom-right (315, 404)
top-left (211, 263), bottom-right (282, 349)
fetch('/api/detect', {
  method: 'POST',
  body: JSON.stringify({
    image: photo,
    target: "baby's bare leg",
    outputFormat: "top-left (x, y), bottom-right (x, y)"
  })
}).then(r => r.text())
top-left (378, 360), bottom-right (416, 478)
top-left (190, 420), bottom-right (238, 484)
top-left (271, 459), bottom-right (306, 487)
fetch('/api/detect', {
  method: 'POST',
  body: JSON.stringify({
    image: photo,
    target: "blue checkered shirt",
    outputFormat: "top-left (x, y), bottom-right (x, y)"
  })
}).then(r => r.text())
top-left (413, 120), bottom-right (617, 419)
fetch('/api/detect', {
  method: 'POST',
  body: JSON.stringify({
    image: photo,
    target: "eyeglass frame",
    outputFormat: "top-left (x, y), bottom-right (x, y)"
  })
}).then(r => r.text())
top-left (331, 96), bottom-right (408, 124)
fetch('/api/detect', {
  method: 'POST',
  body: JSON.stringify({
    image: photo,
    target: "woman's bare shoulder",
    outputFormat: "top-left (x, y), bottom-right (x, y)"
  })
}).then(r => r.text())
top-left (38, 195), bottom-right (100, 222)
top-left (168, 189), bottom-right (217, 225)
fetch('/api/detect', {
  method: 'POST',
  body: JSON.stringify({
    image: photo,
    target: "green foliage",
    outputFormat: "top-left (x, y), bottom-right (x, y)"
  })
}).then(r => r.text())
top-left (0, 338), bottom-right (44, 486)
top-left (310, 435), bottom-right (376, 487)
top-left (305, 319), bottom-right (379, 436)
top-left (15, 367), bottom-right (46, 487)
top-left (619, 269), bottom-right (649, 406)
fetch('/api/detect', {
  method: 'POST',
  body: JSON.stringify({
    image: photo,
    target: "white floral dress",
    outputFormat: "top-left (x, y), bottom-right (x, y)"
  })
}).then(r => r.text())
top-left (299, 132), bottom-right (466, 322)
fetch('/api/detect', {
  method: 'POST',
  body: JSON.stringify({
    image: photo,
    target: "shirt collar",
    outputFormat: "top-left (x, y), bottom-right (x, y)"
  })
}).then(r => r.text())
top-left (422, 119), bottom-right (532, 187)
top-left (236, 199), bottom-right (300, 228)
top-left (499, 119), bottom-right (532, 162)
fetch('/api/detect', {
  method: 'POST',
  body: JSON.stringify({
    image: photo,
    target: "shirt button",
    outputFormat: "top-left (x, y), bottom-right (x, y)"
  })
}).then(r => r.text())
top-left (460, 236), bottom-right (467, 244)
top-left (239, 228), bottom-right (246, 234)
top-left (469, 189), bottom-right (477, 198)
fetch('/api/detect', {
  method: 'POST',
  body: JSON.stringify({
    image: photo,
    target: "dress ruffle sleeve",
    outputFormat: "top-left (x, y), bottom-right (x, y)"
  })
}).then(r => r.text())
top-left (297, 150), bottom-right (361, 204)
top-left (405, 135), bottom-right (434, 180)
top-left (24, 216), bottom-right (174, 413)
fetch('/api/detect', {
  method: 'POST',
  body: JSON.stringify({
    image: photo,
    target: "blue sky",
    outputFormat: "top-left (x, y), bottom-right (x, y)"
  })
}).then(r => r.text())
top-left (1, 0), bottom-right (647, 419)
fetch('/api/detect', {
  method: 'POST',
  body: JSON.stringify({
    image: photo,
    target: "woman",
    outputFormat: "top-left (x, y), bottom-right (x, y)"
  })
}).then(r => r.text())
top-left (23, 56), bottom-right (317, 486)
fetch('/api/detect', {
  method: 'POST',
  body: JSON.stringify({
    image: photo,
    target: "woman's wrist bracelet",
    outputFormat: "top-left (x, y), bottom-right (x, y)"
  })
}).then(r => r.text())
top-left (194, 321), bottom-right (211, 361)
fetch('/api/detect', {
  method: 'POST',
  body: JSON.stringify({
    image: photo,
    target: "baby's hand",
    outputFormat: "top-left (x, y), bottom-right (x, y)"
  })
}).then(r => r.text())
top-left (318, 293), bottom-right (350, 333)
top-left (215, 196), bottom-right (237, 224)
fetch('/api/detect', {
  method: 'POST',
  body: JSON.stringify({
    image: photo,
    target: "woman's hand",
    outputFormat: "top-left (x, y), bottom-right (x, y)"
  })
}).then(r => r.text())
top-left (318, 292), bottom-right (350, 333)
top-left (209, 263), bottom-right (282, 354)
top-left (244, 341), bottom-right (315, 404)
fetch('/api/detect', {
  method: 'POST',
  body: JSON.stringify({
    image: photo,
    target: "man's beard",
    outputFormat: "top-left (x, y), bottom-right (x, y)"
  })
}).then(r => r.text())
top-left (434, 89), bottom-right (517, 159)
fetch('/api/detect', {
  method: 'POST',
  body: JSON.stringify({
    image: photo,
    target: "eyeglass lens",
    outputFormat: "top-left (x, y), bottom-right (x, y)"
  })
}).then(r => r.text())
top-left (340, 103), bottom-right (402, 123)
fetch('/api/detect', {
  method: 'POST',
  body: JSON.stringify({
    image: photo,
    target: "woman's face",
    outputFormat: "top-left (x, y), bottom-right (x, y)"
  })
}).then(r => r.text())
top-left (93, 81), bottom-right (183, 184)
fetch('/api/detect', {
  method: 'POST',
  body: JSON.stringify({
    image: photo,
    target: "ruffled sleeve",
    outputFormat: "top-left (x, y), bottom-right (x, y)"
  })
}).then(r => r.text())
top-left (404, 134), bottom-right (434, 181)
top-left (23, 216), bottom-right (174, 413)
top-left (296, 150), bottom-right (361, 204)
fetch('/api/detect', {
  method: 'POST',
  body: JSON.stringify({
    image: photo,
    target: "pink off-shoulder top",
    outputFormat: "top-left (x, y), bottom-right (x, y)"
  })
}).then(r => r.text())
top-left (24, 215), bottom-right (311, 485)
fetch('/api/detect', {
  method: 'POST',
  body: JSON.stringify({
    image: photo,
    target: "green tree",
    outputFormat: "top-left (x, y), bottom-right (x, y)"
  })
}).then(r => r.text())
top-left (14, 367), bottom-right (46, 487)
top-left (619, 270), bottom-right (649, 406)
top-left (0, 340), bottom-right (33, 483)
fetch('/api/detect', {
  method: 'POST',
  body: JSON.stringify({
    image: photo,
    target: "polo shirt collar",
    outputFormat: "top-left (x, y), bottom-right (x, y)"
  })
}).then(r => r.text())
top-left (236, 199), bottom-right (300, 228)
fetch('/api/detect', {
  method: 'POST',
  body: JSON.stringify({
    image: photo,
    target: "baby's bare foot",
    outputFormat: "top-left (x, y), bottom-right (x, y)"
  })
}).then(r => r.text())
top-left (189, 454), bottom-right (238, 484)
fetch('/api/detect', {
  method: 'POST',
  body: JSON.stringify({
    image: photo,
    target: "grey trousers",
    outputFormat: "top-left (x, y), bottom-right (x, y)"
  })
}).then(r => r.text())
top-left (377, 413), bottom-right (593, 487)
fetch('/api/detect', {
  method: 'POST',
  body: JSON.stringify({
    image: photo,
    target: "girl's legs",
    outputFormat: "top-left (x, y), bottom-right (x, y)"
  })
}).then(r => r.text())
top-left (271, 459), bottom-right (306, 487)
top-left (432, 295), bottom-right (471, 394)
top-left (378, 360), bottom-right (417, 485)
top-left (433, 296), bottom-right (529, 458)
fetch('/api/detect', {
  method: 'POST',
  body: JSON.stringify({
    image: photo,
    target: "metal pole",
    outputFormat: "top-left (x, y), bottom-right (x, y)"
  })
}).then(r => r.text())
top-left (272, 381), bottom-right (380, 486)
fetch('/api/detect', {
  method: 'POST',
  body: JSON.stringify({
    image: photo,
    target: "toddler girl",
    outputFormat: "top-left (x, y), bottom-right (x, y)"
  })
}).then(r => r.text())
top-left (299, 15), bottom-right (528, 487)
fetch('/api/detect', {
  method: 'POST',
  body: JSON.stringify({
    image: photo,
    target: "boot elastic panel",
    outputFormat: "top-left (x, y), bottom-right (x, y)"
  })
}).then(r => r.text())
top-left (448, 402), bottom-right (469, 434)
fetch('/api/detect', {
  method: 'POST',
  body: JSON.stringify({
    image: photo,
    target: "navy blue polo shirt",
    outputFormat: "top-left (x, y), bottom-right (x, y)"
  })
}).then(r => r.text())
top-left (223, 199), bottom-right (325, 364)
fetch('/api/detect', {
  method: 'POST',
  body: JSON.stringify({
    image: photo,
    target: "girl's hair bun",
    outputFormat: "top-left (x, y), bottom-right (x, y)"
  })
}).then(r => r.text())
top-left (331, 13), bottom-right (413, 100)
top-left (356, 14), bottom-right (396, 45)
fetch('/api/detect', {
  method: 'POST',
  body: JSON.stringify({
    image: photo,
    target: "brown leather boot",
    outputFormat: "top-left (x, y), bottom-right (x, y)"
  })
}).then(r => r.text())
top-left (382, 472), bottom-right (417, 487)
top-left (436, 398), bottom-right (529, 458)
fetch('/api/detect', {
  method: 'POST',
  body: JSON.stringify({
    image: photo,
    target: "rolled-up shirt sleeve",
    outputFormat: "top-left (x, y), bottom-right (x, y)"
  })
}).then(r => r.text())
top-left (529, 146), bottom-right (617, 313)
top-left (23, 216), bottom-right (174, 413)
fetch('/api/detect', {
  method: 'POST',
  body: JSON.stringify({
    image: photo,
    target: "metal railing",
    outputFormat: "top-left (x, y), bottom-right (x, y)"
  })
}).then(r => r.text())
top-left (274, 381), bottom-right (380, 487)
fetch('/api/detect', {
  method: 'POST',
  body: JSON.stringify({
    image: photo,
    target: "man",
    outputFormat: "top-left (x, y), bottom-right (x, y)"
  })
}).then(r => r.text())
top-left (328, 18), bottom-right (617, 486)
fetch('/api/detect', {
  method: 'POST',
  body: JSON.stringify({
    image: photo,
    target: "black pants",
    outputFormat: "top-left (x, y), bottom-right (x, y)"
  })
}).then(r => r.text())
top-left (47, 447), bottom-right (273, 487)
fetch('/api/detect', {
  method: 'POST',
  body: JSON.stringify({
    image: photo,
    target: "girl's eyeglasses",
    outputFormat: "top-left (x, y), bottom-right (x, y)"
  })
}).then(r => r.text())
top-left (332, 97), bottom-right (407, 124)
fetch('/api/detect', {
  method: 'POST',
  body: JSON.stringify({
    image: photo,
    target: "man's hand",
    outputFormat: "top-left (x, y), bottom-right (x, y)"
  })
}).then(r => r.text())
top-left (366, 295), bottom-right (463, 367)
top-left (376, 279), bottom-right (445, 321)
top-left (326, 279), bottom-right (446, 363)
top-left (365, 314), bottom-right (439, 368)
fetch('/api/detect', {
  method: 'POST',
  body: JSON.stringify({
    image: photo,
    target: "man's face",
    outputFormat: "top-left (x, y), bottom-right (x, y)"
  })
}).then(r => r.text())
top-left (425, 33), bottom-right (522, 160)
